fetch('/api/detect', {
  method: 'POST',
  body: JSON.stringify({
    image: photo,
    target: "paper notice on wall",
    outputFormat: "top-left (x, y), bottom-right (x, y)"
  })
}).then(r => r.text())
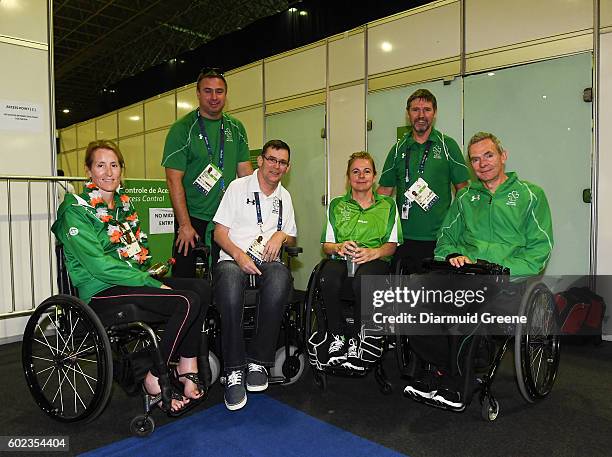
top-left (0, 100), bottom-right (43, 132)
top-left (149, 207), bottom-right (175, 234)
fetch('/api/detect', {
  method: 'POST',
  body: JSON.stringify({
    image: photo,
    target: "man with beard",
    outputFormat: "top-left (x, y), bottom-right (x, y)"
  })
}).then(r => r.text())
top-left (378, 89), bottom-right (469, 273)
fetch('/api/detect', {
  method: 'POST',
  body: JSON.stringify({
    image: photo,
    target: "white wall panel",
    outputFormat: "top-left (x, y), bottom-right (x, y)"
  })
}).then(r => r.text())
top-left (603, 0), bottom-right (612, 28)
top-left (225, 63), bottom-right (263, 110)
top-left (230, 107), bottom-right (263, 150)
top-left (368, 2), bottom-right (460, 76)
top-left (597, 34), bottom-right (612, 339)
top-left (0, 0), bottom-right (48, 44)
top-left (145, 129), bottom-right (169, 179)
top-left (328, 85), bottom-right (366, 197)
top-left (119, 135), bottom-right (145, 179)
top-left (96, 113), bottom-right (117, 140)
top-left (0, 42), bottom-right (52, 175)
top-left (76, 121), bottom-right (95, 149)
top-left (145, 94), bottom-right (175, 131)
top-left (60, 126), bottom-right (76, 152)
top-left (466, 0), bottom-right (592, 54)
top-left (177, 85), bottom-right (197, 119)
top-left (118, 104), bottom-right (144, 138)
top-left (329, 32), bottom-right (365, 86)
top-left (265, 44), bottom-right (326, 101)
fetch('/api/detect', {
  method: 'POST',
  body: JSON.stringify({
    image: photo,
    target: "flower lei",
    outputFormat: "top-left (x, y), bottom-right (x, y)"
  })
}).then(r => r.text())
top-left (84, 182), bottom-right (151, 264)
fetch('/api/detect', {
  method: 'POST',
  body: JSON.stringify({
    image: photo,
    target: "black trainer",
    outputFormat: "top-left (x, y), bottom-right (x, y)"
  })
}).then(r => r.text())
top-left (432, 388), bottom-right (464, 409)
top-left (246, 363), bottom-right (268, 392)
top-left (342, 338), bottom-right (365, 372)
top-left (224, 370), bottom-right (247, 411)
top-left (327, 334), bottom-right (347, 365)
top-left (403, 377), bottom-right (436, 399)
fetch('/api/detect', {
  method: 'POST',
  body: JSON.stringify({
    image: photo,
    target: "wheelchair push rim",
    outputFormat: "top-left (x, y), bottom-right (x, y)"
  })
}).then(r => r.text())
top-left (514, 282), bottom-right (560, 402)
top-left (22, 295), bottom-right (113, 423)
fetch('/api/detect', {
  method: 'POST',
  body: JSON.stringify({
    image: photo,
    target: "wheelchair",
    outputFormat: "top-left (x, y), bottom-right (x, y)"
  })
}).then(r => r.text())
top-left (303, 258), bottom-right (394, 394)
top-left (395, 259), bottom-right (560, 421)
top-left (22, 248), bottom-right (216, 437)
top-left (202, 245), bottom-right (307, 387)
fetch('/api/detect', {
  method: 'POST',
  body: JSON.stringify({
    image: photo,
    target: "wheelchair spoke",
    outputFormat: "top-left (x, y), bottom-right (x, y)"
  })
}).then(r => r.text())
top-left (31, 355), bottom-right (56, 364)
top-left (56, 364), bottom-right (88, 412)
top-left (35, 365), bottom-right (55, 375)
top-left (34, 321), bottom-right (58, 357)
top-left (61, 344), bottom-right (96, 362)
top-left (40, 366), bottom-right (57, 391)
top-left (71, 363), bottom-right (97, 394)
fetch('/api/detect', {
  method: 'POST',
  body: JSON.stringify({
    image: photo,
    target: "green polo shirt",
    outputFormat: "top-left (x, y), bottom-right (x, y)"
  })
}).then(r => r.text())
top-left (321, 191), bottom-right (402, 260)
top-left (161, 110), bottom-right (250, 221)
top-left (379, 128), bottom-right (469, 241)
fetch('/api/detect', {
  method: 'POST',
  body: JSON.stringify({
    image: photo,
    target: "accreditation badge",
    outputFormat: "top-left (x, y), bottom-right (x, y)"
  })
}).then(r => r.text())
top-left (120, 222), bottom-right (142, 257)
top-left (247, 236), bottom-right (266, 265)
top-left (405, 177), bottom-right (439, 211)
top-left (193, 164), bottom-right (222, 195)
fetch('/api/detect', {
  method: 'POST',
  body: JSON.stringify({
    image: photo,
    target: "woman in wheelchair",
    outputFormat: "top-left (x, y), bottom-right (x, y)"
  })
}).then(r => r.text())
top-left (51, 140), bottom-right (210, 415)
top-left (310, 152), bottom-right (401, 371)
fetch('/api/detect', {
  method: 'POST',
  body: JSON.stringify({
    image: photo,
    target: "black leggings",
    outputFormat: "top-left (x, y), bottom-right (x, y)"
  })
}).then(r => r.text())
top-left (89, 277), bottom-right (210, 372)
top-left (319, 259), bottom-right (390, 337)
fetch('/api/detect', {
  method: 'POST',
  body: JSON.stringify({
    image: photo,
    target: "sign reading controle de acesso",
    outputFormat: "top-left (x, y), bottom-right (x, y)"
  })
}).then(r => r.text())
top-left (0, 100), bottom-right (43, 132)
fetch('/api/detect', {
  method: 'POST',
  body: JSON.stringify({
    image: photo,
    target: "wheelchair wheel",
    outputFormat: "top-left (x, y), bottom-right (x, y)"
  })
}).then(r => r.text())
top-left (22, 295), bottom-right (113, 423)
top-left (514, 282), bottom-right (560, 403)
top-left (271, 345), bottom-right (305, 385)
top-left (208, 351), bottom-right (220, 386)
top-left (130, 415), bottom-right (155, 437)
top-left (481, 395), bottom-right (499, 421)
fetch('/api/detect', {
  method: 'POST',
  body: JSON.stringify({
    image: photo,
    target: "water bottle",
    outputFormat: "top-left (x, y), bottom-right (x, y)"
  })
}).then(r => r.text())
top-left (147, 258), bottom-right (176, 278)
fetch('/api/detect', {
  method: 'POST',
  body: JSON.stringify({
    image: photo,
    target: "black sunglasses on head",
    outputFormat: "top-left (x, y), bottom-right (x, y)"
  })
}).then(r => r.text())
top-left (200, 67), bottom-right (224, 76)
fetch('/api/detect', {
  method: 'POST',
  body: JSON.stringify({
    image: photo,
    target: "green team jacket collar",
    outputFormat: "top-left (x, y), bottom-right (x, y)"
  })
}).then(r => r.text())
top-left (398, 127), bottom-right (447, 150)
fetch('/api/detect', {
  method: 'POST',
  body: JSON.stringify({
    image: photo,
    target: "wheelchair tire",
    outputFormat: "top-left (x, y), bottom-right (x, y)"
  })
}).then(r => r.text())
top-left (208, 351), bottom-right (220, 386)
top-left (271, 345), bottom-right (305, 385)
top-left (514, 282), bottom-right (560, 403)
top-left (130, 415), bottom-right (155, 437)
top-left (22, 295), bottom-right (113, 423)
top-left (481, 396), bottom-right (499, 421)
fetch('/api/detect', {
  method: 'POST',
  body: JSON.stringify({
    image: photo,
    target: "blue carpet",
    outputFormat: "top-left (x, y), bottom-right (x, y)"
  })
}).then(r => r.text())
top-left (79, 395), bottom-right (407, 457)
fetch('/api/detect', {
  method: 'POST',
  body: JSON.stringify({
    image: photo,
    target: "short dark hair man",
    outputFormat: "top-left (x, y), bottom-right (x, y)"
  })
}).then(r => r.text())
top-left (435, 132), bottom-right (553, 275)
top-left (162, 68), bottom-right (253, 277)
top-left (213, 139), bottom-right (297, 411)
top-left (378, 89), bottom-right (469, 273)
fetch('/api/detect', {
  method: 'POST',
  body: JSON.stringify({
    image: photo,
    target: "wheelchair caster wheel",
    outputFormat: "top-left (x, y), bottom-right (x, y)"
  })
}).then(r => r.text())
top-left (312, 369), bottom-right (327, 391)
top-left (481, 397), bottom-right (499, 422)
top-left (271, 346), bottom-right (305, 385)
top-left (130, 415), bottom-right (155, 437)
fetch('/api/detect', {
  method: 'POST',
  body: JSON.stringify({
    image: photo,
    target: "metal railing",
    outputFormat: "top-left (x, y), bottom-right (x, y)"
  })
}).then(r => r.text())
top-left (0, 175), bottom-right (86, 319)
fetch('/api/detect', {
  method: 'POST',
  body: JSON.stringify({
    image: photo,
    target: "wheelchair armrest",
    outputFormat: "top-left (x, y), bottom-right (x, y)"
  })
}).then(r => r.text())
top-left (422, 258), bottom-right (510, 276)
top-left (284, 246), bottom-right (302, 257)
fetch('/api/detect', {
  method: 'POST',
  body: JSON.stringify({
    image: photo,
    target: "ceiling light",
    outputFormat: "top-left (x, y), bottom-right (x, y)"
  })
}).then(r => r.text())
top-left (288, 7), bottom-right (297, 12)
top-left (62, 109), bottom-right (70, 114)
top-left (381, 41), bottom-right (393, 52)
top-left (299, 10), bottom-right (307, 16)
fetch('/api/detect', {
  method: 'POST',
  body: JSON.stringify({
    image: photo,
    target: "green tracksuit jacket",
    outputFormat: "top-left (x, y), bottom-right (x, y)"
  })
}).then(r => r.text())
top-left (52, 192), bottom-right (162, 303)
top-left (434, 172), bottom-right (553, 276)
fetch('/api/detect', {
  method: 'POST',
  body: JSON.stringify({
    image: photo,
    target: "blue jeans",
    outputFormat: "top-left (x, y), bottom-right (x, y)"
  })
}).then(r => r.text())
top-left (213, 260), bottom-right (291, 371)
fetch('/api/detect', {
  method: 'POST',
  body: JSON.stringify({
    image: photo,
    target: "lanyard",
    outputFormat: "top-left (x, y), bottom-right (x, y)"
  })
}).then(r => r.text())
top-left (254, 192), bottom-right (283, 232)
top-left (404, 141), bottom-right (431, 185)
top-left (197, 112), bottom-right (226, 190)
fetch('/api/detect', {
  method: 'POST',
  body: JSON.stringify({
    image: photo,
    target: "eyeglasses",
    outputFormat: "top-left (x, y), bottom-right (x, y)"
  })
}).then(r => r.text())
top-left (262, 154), bottom-right (289, 168)
top-left (200, 67), bottom-right (224, 76)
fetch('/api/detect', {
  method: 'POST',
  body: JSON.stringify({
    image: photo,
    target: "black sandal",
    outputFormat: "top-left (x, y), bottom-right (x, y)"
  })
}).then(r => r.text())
top-left (175, 372), bottom-right (207, 402)
top-left (143, 383), bottom-right (191, 417)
